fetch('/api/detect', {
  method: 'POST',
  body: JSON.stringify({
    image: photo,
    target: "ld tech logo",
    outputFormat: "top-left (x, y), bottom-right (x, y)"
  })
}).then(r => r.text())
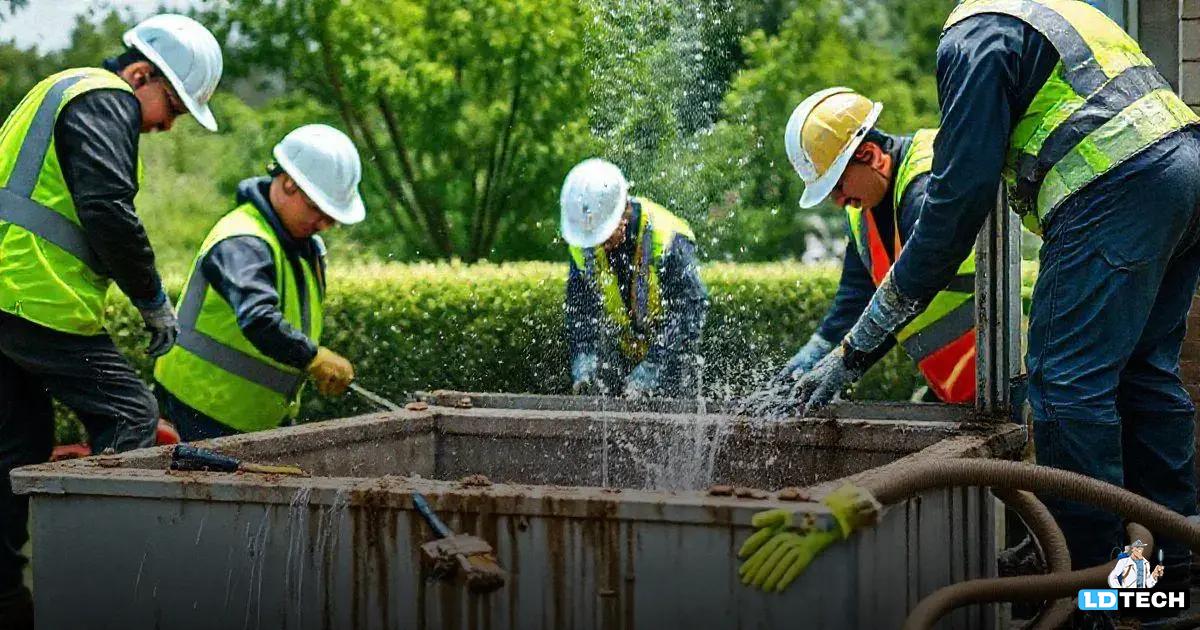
top-left (1078, 539), bottom-right (1187, 611)
top-left (1078, 589), bottom-right (1188, 611)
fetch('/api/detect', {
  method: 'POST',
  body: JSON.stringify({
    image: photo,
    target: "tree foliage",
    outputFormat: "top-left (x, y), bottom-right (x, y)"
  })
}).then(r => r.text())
top-left (214, 0), bottom-right (595, 261)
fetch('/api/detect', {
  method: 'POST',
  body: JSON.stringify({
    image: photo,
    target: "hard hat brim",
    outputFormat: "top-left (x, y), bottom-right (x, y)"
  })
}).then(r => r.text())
top-left (798, 102), bottom-right (883, 209)
top-left (561, 188), bottom-right (628, 249)
top-left (124, 28), bottom-right (219, 132)
top-left (274, 147), bottom-right (366, 225)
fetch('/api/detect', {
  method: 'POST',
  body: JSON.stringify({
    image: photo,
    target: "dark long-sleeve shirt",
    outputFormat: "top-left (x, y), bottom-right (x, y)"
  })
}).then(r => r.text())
top-left (54, 85), bottom-right (165, 307)
top-left (892, 14), bottom-right (1058, 301)
top-left (566, 200), bottom-right (709, 365)
top-left (817, 131), bottom-right (925, 347)
top-left (198, 177), bottom-right (322, 369)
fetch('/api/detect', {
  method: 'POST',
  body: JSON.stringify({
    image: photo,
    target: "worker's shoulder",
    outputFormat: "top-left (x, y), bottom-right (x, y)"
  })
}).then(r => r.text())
top-left (57, 85), bottom-right (140, 133)
top-left (940, 10), bottom-right (1041, 57)
top-left (635, 197), bottom-right (694, 236)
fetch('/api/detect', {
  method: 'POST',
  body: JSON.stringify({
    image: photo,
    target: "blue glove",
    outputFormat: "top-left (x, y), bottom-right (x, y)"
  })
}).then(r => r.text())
top-left (777, 332), bottom-right (834, 382)
top-left (571, 353), bottom-right (599, 394)
top-left (794, 273), bottom-right (924, 415)
top-left (624, 360), bottom-right (662, 398)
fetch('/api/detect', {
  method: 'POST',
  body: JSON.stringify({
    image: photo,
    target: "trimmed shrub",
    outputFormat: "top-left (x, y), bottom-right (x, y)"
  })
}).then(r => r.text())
top-left (60, 262), bottom-right (921, 441)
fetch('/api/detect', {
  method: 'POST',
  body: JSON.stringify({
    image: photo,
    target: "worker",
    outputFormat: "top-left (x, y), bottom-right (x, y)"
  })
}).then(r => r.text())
top-left (561, 158), bottom-right (709, 398)
top-left (154, 124), bottom-right (363, 441)
top-left (789, 0), bottom-right (1200, 608)
top-left (0, 14), bottom-right (223, 626)
top-left (780, 90), bottom-right (975, 404)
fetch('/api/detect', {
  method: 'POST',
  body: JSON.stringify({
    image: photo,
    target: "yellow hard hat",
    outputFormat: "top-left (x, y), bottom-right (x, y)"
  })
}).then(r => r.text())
top-left (784, 87), bottom-right (883, 208)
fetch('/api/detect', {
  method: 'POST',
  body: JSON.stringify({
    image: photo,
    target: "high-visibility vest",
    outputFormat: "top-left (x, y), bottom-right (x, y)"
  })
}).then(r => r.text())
top-left (567, 198), bottom-right (695, 361)
top-left (846, 129), bottom-right (977, 403)
top-left (0, 68), bottom-right (143, 335)
top-left (154, 202), bottom-right (325, 432)
top-left (945, 0), bottom-right (1198, 233)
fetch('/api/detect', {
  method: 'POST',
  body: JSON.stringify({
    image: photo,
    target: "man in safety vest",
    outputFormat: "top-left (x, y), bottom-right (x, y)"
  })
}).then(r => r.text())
top-left (790, 0), bottom-right (1200, 594)
top-left (154, 124), bottom-right (363, 441)
top-left (0, 15), bottom-right (223, 626)
top-left (779, 89), bottom-right (975, 404)
top-left (562, 158), bottom-right (709, 398)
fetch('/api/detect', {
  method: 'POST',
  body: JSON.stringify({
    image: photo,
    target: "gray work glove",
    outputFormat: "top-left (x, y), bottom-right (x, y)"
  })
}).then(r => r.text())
top-left (138, 301), bottom-right (179, 358)
top-left (571, 352), bottom-right (599, 395)
top-left (624, 360), bottom-right (663, 399)
top-left (776, 332), bottom-right (834, 382)
top-left (793, 273), bottom-right (925, 415)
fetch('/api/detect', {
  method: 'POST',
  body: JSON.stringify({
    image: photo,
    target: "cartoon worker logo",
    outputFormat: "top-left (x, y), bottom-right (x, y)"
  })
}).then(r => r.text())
top-left (1107, 539), bottom-right (1164, 589)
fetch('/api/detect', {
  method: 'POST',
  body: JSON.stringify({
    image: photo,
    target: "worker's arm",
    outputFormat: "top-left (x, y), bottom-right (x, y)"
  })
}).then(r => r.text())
top-left (200, 236), bottom-right (318, 369)
top-left (817, 233), bottom-right (879, 342)
top-left (891, 14), bottom-right (1057, 301)
top-left (644, 235), bottom-right (709, 367)
top-left (55, 88), bottom-right (165, 308)
top-left (565, 258), bottom-right (600, 358)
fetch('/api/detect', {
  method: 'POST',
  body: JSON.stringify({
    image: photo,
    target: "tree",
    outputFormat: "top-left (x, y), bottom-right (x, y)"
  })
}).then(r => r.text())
top-left (214, 0), bottom-right (594, 261)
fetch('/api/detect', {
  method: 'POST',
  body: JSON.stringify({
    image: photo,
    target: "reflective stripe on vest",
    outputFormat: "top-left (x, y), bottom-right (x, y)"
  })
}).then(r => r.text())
top-left (568, 198), bottom-right (695, 360)
top-left (0, 73), bottom-right (106, 273)
top-left (945, 0), bottom-right (1197, 230)
top-left (174, 264), bottom-right (311, 397)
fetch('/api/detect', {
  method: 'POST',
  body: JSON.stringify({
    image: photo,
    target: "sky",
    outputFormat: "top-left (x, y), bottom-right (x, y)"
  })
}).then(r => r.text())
top-left (0, 0), bottom-right (199, 53)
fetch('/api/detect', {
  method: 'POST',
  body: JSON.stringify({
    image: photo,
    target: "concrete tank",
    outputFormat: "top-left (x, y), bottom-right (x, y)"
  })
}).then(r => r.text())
top-left (12, 391), bottom-right (1024, 629)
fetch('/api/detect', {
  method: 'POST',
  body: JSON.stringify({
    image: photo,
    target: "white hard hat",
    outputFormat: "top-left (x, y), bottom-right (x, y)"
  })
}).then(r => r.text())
top-left (273, 124), bottom-right (366, 225)
top-left (560, 158), bottom-right (629, 248)
top-left (785, 87), bottom-right (883, 208)
top-left (123, 14), bottom-right (223, 132)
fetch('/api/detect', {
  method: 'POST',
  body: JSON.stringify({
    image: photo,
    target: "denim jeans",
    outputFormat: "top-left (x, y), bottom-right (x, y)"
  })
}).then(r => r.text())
top-left (1029, 129), bottom-right (1200, 572)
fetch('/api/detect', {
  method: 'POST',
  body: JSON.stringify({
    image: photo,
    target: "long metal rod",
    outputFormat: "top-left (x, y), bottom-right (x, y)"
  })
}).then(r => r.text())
top-left (975, 187), bottom-right (1023, 418)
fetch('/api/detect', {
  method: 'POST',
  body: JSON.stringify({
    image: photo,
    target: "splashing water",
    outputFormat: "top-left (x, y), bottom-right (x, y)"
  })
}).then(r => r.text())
top-left (285, 486), bottom-right (313, 626)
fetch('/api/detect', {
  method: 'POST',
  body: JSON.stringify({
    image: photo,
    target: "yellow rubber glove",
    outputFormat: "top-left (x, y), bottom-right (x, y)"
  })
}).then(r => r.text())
top-left (307, 347), bottom-right (354, 396)
top-left (737, 485), bottom-right (881, 593)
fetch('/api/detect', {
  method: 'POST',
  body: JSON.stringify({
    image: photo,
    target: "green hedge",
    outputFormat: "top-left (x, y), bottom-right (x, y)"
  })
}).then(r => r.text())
top-left (65, 262), bottom-right (921, 441)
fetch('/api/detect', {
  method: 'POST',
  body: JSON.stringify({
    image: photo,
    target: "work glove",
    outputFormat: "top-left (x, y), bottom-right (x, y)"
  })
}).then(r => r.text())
top-left (738, 484), bottom-right (881, 592)
top-left (624, 360), bottom-right (662, 399)
top-left (138, 300), bottom-right (179, 358)
top-left (794, 273), bottom-right (925, 415)
top-left (776, 332), bottom-right (834, 382)
top-left (307, 347), bottom-right (355, 396)
top-left (571, 353), bottom-right (599, 395)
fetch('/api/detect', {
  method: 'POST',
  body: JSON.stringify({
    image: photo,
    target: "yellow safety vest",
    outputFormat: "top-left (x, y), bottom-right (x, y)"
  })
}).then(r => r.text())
top-left (567, 198), bottom-right (695, 361)
top-left (846, 130), bottom-right (977, 403)
top-left (0, 68), bottom-right (143, 335)
top-left (945, 0), bottom-right (1198, 233)
top-left (154, 202), bottom-right (325, 432)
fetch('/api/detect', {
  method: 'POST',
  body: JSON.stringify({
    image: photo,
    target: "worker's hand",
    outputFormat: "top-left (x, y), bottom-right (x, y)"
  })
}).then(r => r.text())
top-left (571, 353), bottom-right (599, 395)
top-left (738, 485), bottom-right (881, 592)
top-left (624, 360), bottom-right (662, 399)
top-left (776, 333), bottom-right (834, 382)
top-left (138, 300), bottom-right (179, 358)
top-left (1153, 565), bottom-right (1165, 578)
top-left (791, 345), bottom-right (862, 415)
top-left (307, 347), bottom-right (354, 396)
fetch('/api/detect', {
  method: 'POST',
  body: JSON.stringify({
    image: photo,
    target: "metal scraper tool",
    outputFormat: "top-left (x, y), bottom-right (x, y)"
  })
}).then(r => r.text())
top-left (349, 382), bottom-right (404, 412)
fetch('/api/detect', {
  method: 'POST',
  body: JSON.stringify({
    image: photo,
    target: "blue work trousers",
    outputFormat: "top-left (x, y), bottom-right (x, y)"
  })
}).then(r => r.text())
top-left (1029, 129), bottom-right (1200, 576)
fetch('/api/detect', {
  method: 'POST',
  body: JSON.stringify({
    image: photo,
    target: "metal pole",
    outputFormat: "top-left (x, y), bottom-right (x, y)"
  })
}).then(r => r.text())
top-left (975, 188), bottom-right (1023, 418)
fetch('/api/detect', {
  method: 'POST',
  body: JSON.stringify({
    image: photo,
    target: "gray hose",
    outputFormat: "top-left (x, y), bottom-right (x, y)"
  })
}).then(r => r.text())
top-left (864, 460), bottom-right (1200, 551)
top-left (848, 460), bottom-right (1200, 630)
